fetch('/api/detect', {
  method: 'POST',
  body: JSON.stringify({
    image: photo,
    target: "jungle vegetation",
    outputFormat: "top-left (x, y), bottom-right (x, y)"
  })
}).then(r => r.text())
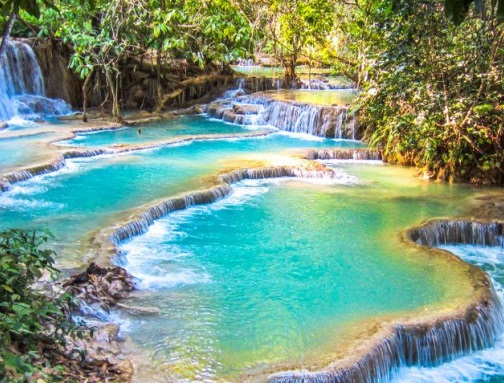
top-left (0, 0), bottom-right (503, 183)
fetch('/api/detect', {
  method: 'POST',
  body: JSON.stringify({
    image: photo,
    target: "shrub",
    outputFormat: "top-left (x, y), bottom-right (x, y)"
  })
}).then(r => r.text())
top-left (0, 229), bottom-right (73, 383)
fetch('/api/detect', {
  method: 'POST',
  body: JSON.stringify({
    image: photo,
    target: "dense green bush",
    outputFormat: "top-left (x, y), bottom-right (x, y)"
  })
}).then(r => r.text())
top-left (356, 0), bottom-right (504, 184)
top-left (0, 229), bottom-right (73, 383)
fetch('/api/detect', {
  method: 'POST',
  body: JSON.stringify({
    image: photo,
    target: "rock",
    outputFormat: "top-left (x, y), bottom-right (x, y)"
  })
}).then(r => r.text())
top-left (232, 104), bottom-right (261, 115)
top-left (222, 110), bottom-right (239, 123)
top-left (206, 103), bottom-right (226, 119)
top-left (116, 302), bottom-right (160, 316)
top-left (64, 262), bottom-right (135, 307)
top-left (116, 359), bottom-right (134, 380)
top-left (93, 323), bottom-right (120, 343)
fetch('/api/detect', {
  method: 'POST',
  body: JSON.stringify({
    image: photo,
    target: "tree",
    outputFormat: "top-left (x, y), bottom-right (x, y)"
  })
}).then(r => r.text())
top-left (147, 0), bottom-right (252, 110)
top-left (50, 0), bottom-right (151, 123)
top-left (0, 0), bottom-right (51, 58)
top-left (256, 0), bottom-right (335, 81)
top-left (445, 0), bottom-right (504, 24)
top-left (355, 0), bottom-right (504, 184)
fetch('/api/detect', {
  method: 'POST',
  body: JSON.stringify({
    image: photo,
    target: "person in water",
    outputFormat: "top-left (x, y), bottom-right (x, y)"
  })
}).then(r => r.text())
top-left (138, 128), bottom-right (142, 134)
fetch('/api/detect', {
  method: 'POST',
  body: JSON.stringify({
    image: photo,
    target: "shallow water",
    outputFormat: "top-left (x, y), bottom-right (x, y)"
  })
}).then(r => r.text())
top-left (60, 115), bottom-right (254, 148)
top-left (231, 66), bottom-right (351, 85)
top-left (261, 89), bottom-right (358, 106)
top-left (0, 130), bottom-right (359, 267)
top-left (0, 113), bottom-right (500, 382)
top-left (0, 131), bottom-right (53, 171)
top-left (116, 163), bottom-right (479, 382)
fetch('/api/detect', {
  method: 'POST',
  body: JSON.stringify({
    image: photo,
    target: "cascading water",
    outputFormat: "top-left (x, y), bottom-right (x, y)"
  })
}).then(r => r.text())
top-left (299, 79), bottom-right (354, 90)
top-left (207, 94), bottom-right (356, 139)
top-left (0, 40), bottom-right (72, 121)
top-left (392, 222), bottom-right (504, 383)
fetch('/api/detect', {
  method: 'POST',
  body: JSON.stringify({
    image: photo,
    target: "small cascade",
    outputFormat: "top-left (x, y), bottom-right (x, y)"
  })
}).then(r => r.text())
top-left (410, 220), bottom-right (504, 248)
top-left (304, 149), bottom-right (382, 161)
top-left (221, 78), bottom-right (246, 99)
top-left (0, 40), bottom-right (72, 121)
top-left (110, 165), bottom-right (345, 246)
top-left (269, 288), bottom-right (503, 383)
top-left (110, 185), bottom-right (233, 245)
top-left (206, 95), bottom-right (356, 139)
top-left (236, 59), bottom-right (255, 66)
top-left (300, 79), bottom-right (354, 90)
top-left (0, 157), bottom-right (66, 192)
top-left (63, 148), bottom-right (113, 159)
top-left (268, 219), bottom-right (504, 383)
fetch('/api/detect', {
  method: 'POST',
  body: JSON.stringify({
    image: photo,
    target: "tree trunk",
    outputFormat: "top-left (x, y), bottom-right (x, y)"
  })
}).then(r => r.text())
top-left (284, 53), bottom-right (297, 87)
top-left (0, 12), bottom-right (16, 61)
top-left (82, 74), bottom-right (92, 123)
top-left (154, 46), bottom-right (163, 112)
top-left (105, 69), bottom-right (125, 124)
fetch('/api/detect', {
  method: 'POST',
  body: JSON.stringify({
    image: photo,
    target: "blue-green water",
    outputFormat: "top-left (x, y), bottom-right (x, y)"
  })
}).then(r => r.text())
top-left (0, 132), bottom-right (53, 170)
top-left (0, 114), bottom-right (496, 383)
top-left (231, 66), bottom-right (352, 85)
top-left (0, 131), bottom-right (359, 266)
top-left (393, 245), bottom-right (504, 383)
top-left (262, 89), bottom-right (358, 106)
top-left (116, 165), bottom-right (478, 382)
top-left (61, 115), bottom-right (253, 148)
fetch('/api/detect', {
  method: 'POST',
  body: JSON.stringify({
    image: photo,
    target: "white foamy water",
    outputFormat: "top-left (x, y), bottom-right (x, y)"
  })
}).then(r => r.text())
top-left (324, 159), bottom-right (384, 165)
top-left (120, 179), bottom-right (273, 290)
top-left (276, 130), bottom-right (326, 141)
top-left (0, 195), bottom-right (64, 211)
top-left (393, 245), bottom-right (504, 383)
top-left (5, 116), bottom-right (38, 128)
top-left (120, 176), bottom-right (360, 291)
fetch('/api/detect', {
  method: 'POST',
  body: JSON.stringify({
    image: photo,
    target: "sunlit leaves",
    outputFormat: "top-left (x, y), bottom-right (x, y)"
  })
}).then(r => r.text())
top-left (0, 229), bottom-right (74, 381)
top-left (357, 0), bottom-right (504, 183)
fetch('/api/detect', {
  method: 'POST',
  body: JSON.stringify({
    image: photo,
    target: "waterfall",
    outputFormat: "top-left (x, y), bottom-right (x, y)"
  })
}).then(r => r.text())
top-left (269, 289), bottom-right (503, 383)
top-left (109, 165), bottom-right (346, 246)
top-left (206, 96), bottom-right (356, 139)
top-left (409, 220), bottom-right (504, 248)
top-left (0, 156), bottom-right (66, 192)
top-left (304, 149), bottom-right (382, 161)
top-left (300, 79), bottom-right (354, 90)
top-left (0, 40), bottom-right (72, 121)
top-left (267, 219), bottom-right (504, 383)
top-left (221, 78), bottom-right (246, 99)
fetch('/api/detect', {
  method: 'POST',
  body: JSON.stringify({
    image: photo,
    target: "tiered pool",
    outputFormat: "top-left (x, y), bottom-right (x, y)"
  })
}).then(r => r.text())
top-left (0, 102), bottom-right (502, 383)
top-left (61, 115), bottom-right (256, 148)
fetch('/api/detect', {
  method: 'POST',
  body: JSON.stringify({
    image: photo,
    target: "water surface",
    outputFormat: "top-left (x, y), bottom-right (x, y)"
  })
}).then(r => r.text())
top-left (393, 244), bottom-right (504, 383)
top-left (117, 164), bottom-right (478, 382)
top-left (61, 115), bottom-right (253, 148)
top-left (260, 89), bottom-right (358, 106)
top-left (0, 131), bottom-right (359, 267)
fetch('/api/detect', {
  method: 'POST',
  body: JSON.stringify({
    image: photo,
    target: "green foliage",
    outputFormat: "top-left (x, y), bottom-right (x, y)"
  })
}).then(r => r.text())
top-left (0, 0), bottom-right (52, 18)
top-left (259, 0), bottom-right (336, 78)
top-left (445, 0), bottom-right (504, 24)
top-left (0, 229), bottom-right (73, 383)
top-left (355, 0), bottom-right (504, 184)
top-left (148, 0), bottom-right (252, 66)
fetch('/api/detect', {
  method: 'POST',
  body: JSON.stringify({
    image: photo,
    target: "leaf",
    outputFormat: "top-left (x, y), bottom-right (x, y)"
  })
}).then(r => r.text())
top-left (1, 284), bottom-right (14, 293)
top-left (498, 0), bottom-right (504, 21)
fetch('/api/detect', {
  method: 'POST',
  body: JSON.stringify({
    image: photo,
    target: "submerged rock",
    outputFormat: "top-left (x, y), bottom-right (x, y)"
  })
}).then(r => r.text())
top-left (64, 262), bottom-right (135, 309)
